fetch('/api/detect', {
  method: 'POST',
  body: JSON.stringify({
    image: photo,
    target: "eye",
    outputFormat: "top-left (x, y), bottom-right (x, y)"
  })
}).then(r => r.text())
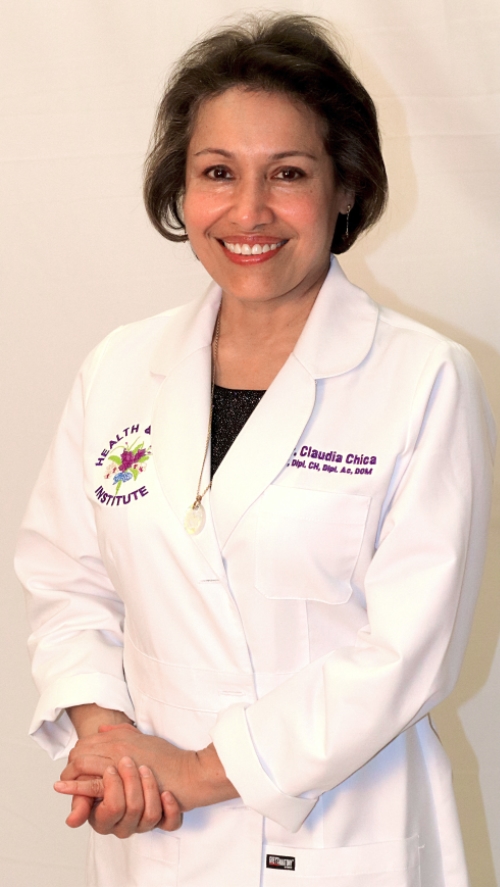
top-left (204, 165), bottom-right (233, 180)
top-left (274, 167), bottom-right (305, 181)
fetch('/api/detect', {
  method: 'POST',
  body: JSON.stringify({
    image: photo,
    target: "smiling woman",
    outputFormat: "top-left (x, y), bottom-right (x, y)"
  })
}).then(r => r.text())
top-left (15, 12), bottom-right (495, 887)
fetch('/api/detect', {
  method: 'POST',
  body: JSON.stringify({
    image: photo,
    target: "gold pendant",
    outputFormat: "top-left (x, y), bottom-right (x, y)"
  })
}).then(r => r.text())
top-left (184, 502), bottom-right (206, 535)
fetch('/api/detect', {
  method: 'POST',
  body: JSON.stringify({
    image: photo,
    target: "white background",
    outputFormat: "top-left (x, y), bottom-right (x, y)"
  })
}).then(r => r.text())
top-left (1, 1), bottom-right (499, 884)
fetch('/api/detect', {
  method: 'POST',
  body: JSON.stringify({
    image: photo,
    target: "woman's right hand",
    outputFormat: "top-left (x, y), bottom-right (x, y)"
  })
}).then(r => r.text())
top-left (57, 756), bottom-right (183, 837)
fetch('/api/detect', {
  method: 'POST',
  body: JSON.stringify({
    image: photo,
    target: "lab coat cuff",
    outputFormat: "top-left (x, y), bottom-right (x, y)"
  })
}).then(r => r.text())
top-left (29, 674), bottom-right (136, 760)
top-left (210, 702), bottom-right (316, 832)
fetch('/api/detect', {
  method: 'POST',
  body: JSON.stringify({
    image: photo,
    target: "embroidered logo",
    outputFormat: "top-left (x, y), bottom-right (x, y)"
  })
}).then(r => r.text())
top-left (94, 423), bottom-right (152, 507)
top-left (104, 438), bottom-right (152, 492)
top-left (266, 855), bottom-right (295, 871)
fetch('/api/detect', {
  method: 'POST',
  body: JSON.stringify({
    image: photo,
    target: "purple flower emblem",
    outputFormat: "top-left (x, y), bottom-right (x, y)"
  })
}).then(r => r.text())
top-left (104, 438), bottom-right (151, 492)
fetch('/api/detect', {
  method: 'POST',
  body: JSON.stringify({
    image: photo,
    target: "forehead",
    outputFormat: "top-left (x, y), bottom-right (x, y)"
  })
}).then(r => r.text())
top-left (188, 87), bottom-right (328, 154)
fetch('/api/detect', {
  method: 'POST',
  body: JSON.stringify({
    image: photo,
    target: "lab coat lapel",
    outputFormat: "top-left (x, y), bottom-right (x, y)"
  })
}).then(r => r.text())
top-left (150, 284), bottom-right (225, 578)
top-left (210, 259), bottom-right (379, 549)
top-left (210, 355), bottom-right (316, 549)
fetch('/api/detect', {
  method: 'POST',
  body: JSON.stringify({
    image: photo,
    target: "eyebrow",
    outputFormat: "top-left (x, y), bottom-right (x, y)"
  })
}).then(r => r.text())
top-left (193, 148), bottom-right (319, 161)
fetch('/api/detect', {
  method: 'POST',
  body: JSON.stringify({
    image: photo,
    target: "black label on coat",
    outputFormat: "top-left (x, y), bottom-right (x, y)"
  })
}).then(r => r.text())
top-left (266, 854), bottom-right (296, 871)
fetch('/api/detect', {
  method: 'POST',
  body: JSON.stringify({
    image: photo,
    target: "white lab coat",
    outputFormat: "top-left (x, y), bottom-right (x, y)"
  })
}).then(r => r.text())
top-left (15, 259), bottom-right (495, 887)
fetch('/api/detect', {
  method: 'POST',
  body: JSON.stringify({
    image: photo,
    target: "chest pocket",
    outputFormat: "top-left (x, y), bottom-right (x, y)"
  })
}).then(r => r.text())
top-left (255, 486), bottom-right (369, 604)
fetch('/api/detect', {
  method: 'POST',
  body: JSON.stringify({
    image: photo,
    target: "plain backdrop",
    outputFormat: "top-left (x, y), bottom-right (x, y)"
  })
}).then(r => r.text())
top-left (1, 1), bottom-right (499, 885)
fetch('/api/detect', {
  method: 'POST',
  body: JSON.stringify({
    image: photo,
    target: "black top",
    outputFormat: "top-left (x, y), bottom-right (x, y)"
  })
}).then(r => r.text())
top-left (210, 385), bottom-right (266, 477)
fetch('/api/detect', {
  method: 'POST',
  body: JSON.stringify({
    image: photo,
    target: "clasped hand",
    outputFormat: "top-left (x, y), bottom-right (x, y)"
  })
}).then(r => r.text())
top-left (54, 724), bottom-right (188, 837)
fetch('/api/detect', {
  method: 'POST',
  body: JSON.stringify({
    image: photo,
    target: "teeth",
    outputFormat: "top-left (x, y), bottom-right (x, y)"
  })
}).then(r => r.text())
top-left (223, 240), bottom-right (285, 255)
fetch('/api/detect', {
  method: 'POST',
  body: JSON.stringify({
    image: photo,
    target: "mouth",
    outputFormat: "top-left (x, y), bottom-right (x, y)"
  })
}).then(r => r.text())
top-left (221, 239), bottom-right (287, 255)
top-left (218, 238), bottom-right (288, 263)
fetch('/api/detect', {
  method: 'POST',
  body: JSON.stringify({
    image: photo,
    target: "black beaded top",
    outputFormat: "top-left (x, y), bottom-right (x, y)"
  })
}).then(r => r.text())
top-left (210, 385), bottom-right (266, 477)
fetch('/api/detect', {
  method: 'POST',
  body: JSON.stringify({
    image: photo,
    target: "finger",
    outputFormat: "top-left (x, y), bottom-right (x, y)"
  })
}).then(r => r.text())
top-left (159, 790), bottom-right (184, 832)
top-left (110, 757), bottom-right (145, 839)
top-left (90, 765), bottom-right (126, 835)
top-left (136, 764), bottom-right (162, 833)
top-left (65, 794), bottom-right (94, 829)
top-left (54, 777), bottom-right (105, 798)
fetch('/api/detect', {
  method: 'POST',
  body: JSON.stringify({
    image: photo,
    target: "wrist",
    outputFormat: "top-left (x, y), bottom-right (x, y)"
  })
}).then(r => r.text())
top-left (194, 744), bottom-right (239, 807)
top-left (67, 704), bottom-right (133, 739)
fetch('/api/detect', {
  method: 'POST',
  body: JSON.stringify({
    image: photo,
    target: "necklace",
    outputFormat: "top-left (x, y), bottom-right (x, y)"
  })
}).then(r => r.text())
top-left (183, 310), bottom-right (221, 535)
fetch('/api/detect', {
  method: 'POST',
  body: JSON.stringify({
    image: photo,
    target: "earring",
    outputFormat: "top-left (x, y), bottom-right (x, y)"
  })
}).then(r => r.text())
top-left (344, 205), bottom-right (352, 238)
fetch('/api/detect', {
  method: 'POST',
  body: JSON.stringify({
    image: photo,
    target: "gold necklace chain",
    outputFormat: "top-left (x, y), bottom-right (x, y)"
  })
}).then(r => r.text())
top-left (184, 310), bottom-right (220, 534)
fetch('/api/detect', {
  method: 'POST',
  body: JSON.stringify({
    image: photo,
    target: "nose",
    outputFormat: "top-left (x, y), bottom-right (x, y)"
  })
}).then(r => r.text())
top-left (227, 175), bottom-right (274, 229)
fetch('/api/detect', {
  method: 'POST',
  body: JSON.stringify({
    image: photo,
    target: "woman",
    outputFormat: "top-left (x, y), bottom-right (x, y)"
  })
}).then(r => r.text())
top-left (15, 13), bottom-right (495, 887)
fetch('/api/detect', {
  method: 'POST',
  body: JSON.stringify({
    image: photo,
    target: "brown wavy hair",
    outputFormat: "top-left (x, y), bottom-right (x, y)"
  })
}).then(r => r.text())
top-left (143, 14), bottom-right (388, 254)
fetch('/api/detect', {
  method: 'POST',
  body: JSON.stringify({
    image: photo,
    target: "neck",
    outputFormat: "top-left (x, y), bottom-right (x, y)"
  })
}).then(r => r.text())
top-left (214, 269), bottom-right (328, 390)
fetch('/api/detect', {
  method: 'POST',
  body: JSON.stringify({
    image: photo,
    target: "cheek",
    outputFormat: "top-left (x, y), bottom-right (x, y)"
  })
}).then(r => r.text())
top-left (183, 201), bottom-right (205, 238)
top-left (183, 189), bottom-right (226, 237)
top-left (283, 195), bottom-right (336, 243)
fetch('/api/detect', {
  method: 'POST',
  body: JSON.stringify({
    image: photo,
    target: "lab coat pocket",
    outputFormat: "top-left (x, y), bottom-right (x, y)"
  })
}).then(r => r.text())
top-left (263, 835), bottom-right (420, 887)
top-left (256, 486), bottom-right (369, 604)
top-left (88, 829), bottom-right (180, 887)
top-left (130, 830), bottom-right (180, 886)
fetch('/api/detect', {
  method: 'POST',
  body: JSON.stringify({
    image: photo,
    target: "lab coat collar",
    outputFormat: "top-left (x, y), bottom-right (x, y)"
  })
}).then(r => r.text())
top-left (293, 257), bottom-right (379, 379)
top-left (149, 258), bottom-right (379, 557)
top-left (150, 284), bottom-right (221, 379)
top-left (150, 258), bottom-right (379, 382)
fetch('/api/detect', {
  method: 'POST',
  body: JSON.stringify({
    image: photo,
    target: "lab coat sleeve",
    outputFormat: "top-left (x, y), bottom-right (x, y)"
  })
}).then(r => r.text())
top-left (211, 341), bottom-right (496, 832)
top-left (15, 335), bottom-right (136, 760)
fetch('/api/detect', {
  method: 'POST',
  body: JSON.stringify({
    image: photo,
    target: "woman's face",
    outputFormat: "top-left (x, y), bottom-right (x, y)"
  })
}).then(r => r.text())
top-left (183, 87), bottom-right (352, 308)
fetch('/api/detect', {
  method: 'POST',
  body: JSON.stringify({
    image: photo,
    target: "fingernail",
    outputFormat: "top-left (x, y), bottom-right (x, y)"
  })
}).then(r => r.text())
top-left (139, 765), bottom-right (151, 777)
top-left (120, 756), bottom-right (134, 767)
top-left (54, 781), bottom-right (67, 789)
top-left (106, 765), bottom-right (118, 775)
